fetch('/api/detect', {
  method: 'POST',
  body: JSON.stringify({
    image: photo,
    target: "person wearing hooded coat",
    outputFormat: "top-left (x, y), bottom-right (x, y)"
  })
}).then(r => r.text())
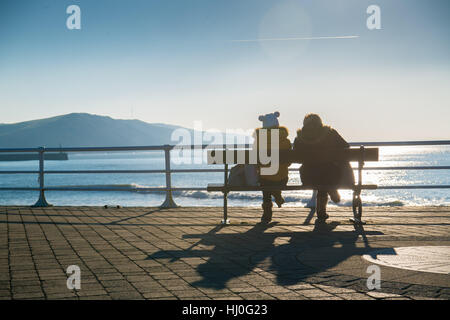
top-left (253, 112), bottom-right (291, 223)
top-left (293, 113), bottom-right (355, 222)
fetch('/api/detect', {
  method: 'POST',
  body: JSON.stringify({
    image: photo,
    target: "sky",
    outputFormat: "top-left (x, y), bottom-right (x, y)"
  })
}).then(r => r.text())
top-left (0, 0), bottom-right (449, 141)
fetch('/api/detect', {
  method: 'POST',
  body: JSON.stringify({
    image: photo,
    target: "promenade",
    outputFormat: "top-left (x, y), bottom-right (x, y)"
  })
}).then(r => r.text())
top-left (0, 205), bottom-right (449, 300)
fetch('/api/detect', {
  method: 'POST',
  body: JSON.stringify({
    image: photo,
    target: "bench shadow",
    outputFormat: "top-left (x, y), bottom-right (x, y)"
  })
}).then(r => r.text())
top-left (146, 221), bottom-right (385, 290)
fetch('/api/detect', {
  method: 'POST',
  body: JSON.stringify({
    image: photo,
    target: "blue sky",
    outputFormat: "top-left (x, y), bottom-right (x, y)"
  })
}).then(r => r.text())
top-left (0, 0), bottom-right (449, 140)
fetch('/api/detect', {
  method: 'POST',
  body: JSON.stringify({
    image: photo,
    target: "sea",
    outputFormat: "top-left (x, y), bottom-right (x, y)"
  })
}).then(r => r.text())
top-left (0, 145), bottom-right (449, 207)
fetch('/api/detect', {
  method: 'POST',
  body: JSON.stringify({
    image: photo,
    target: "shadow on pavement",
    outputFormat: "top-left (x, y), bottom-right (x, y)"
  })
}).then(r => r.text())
top-left (147, 221), bottom-right (384, 289)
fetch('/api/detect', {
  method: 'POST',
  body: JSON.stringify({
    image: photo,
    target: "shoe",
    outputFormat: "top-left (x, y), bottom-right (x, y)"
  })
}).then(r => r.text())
top-left (316, 213), bottom-right (329, 223)
top-left (274, 195), bottom-right (285, 208)
top-left (329, 190), bottom-right (341, 203)
top-left (261, 202), bottom-right (273, 223)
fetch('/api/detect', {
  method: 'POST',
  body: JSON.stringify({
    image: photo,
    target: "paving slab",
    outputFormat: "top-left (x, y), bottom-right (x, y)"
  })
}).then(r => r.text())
top-left (0, 205), bottom-right (449, 300)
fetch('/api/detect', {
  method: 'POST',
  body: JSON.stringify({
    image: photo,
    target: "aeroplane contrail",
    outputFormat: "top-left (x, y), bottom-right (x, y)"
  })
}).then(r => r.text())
top-left (231, 35), bottom-right (359, 42)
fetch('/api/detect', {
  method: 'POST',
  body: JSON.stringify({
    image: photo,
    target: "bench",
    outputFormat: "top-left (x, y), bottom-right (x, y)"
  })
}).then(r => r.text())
top-left (206, 146), bottom-right (379, 225)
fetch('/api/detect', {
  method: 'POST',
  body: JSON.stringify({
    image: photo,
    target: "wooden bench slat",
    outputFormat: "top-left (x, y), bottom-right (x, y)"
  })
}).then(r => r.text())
top-left (207, 183), bottom-right (378, 192)
top-left (207, 148), bottom-right (379, 165)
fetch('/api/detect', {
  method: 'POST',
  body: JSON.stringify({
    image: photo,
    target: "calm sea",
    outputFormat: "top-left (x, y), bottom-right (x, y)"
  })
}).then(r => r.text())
top-left (0, 146), bottom-right (449, 207)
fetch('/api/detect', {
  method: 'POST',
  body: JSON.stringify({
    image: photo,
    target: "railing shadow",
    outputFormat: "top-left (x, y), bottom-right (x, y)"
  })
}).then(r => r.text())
top-left (109, 208), bottom-right (163, 224)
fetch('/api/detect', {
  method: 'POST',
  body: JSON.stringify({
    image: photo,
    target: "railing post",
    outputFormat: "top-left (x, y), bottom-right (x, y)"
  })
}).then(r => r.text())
top-left (351, 145), bottom-right (365, 224)
top-left (358, 145), bottom-right (365, 186)
top-left (221, 163), bottom-right (230, 225)
top-left (32, 146), bottom-right (52, 207)
top-left (160, 145), bottom-right (178, 208)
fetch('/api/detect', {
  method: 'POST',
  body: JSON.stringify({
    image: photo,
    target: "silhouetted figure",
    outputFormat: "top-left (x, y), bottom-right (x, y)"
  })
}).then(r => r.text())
top-left (254, 112), bottom-right (291, 223)
top-left (293, 114), bottom-right (354, 222)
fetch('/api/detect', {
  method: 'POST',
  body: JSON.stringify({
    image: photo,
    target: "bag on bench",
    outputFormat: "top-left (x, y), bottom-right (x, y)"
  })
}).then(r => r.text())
top-left (228, 165), bottom-right (245, 186)
top-left (244, 164), bottom-right (260, 186)
top-left (228, 164), bottom-right (260, 186)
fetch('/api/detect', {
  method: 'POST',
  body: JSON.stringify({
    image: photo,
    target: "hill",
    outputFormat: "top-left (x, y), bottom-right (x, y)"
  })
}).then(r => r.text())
top-left (0, 113), bottom-right (242, 148)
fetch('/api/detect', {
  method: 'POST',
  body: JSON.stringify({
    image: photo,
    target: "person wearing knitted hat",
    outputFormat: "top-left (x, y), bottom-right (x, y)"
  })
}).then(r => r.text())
top-left (293, 113), bottom-right (354, 222)
top-left (253, 111), bottom-right (291, 223)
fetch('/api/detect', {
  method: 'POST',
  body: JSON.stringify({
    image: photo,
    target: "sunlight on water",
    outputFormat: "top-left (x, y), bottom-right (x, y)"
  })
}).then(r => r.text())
top-left (0, 146), bottom-right (448, 207)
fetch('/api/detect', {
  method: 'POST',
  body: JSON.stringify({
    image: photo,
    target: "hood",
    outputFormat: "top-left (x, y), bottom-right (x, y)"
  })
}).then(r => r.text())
top-left (254, 126), bottom-right (289, 139)
top-left (296, 125), bottom-right (332, 144)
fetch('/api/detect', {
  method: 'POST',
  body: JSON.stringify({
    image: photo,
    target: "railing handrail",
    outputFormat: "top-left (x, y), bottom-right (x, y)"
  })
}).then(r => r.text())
top-left (0, 140), bottom-right (449, 208)
top-left (1, 166), bottom-right (450, 176)
top-left (348, 140), bottom-right (450, 146)
top-left (0, 140), bottom-right (449, 153)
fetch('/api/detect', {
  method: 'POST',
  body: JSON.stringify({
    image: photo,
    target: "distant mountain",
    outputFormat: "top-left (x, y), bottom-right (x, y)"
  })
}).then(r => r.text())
top-left (0, 113), bottom-right (248, 148)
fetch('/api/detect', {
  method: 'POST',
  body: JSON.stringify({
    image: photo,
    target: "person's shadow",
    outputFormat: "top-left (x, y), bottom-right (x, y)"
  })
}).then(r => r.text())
top-left (147, 221), bottom-right (384, 290)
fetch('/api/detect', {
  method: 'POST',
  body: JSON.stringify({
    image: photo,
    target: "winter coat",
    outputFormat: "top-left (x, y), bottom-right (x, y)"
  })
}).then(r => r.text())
top-left (292, 125), bottom-right (355, 187)
top-left (253, 126), bottom-right (291, 182)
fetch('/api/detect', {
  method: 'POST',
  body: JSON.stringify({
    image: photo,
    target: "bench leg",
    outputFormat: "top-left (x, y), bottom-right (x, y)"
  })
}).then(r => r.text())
top-left (221, 191), bottom-right (230, 225)
top-left (350, 190), bottom-right (366, 225)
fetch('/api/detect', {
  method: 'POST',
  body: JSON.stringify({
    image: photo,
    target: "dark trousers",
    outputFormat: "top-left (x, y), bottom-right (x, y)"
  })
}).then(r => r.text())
top-left (260, 178), bottom-right (288, 204)
top-left (317, 190), bottom-right (328, 198)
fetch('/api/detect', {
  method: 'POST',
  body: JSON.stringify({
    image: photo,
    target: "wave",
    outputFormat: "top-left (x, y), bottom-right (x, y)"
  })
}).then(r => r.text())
top-left (175, 190), bottom-right (407, 207)
top-left (55, 183), bottom-right (408, 207)
top-left (53, 183), bottom-right (153, 190)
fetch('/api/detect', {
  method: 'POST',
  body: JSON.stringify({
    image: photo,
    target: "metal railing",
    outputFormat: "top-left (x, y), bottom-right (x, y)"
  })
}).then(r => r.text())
top-left (0, 141), bottom-right (449, 207)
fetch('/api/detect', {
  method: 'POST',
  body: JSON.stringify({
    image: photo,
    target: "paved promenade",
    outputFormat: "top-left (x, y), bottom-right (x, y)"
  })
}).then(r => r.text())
top-left (0, 205), bottom-right (449, 300)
